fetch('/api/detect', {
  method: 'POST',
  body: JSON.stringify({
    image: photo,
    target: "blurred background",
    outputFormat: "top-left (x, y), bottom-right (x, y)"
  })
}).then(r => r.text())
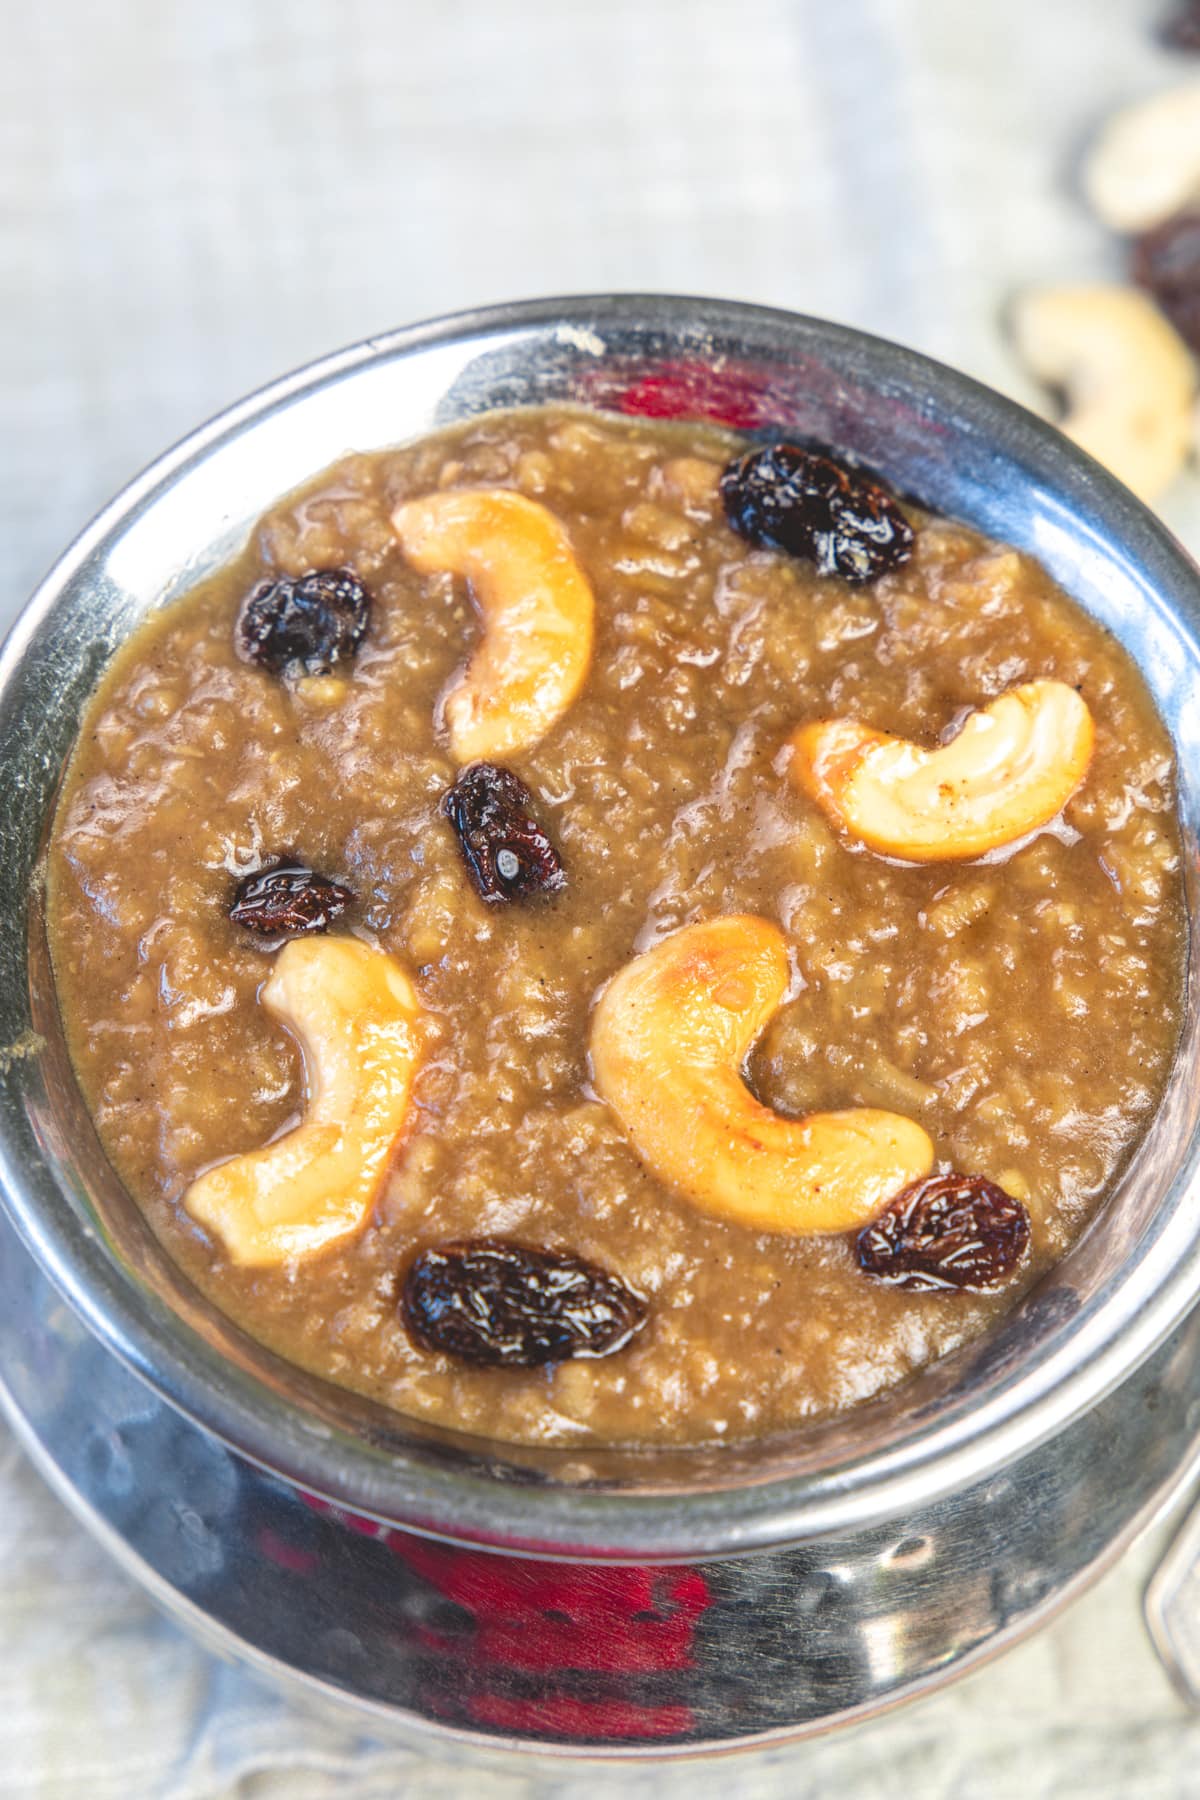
top-left (6, 0), bottom-right (1200, 1794)
top-left (9, 0), bottom-right (1200, 622)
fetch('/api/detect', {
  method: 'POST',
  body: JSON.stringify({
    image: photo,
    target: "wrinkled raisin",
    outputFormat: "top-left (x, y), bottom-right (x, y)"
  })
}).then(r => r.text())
top-left (402, 1240), bottom-right (647, 1367)
top-left (229, 863), bottom-right (355, 937)
top-left (720, 443), bottom-right (914, 584)
top-left (1162, 2), bottom-right (1200, 50)
top-left (236, 568), bottom-right (371, 676)
top-left (1133, 212), bottom-right (1200, 352)
top-left (441, 762), bottom-right (566, 904)
top-left (857, 1173), bottom-right (1031, 1292)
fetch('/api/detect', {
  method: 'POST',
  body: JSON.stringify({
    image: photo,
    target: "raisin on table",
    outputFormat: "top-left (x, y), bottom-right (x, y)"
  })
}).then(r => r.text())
top-left (1161, 1), bottom-right (1200, 50)
top-left (236, 567), bottom-right (371, 676)
top-left (720, 443), bottom-right (914, 584)
top-left (441, 762), bottom-right (566, 904)
top-left (857, 1172), bottom-right (1031, 1292)
top-left (402, 1240), bottom-right (647, 1367)
top-left (229, 863), bottom-right (355, 937)
top-left (1133, 212), bottom-right (1200, 352)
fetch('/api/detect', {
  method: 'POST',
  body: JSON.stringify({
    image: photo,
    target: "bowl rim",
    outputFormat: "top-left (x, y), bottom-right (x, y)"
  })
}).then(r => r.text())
top-left (4, 291), bottom-right (1200, 1561)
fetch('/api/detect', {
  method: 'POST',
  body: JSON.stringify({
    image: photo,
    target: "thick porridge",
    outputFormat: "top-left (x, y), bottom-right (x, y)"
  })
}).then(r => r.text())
top-left (46, 407), bottom-right (1185, 1447)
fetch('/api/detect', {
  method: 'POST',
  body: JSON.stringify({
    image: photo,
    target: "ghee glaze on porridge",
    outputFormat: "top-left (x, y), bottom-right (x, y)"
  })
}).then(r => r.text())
top-left (46, 407), bottom-right (1185, 1447)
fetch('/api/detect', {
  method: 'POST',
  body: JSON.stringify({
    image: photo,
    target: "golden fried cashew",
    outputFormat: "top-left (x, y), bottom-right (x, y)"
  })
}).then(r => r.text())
top-left (1011, 285), bottom-right (1194, 502)
top-left (1083, 83), bottom-right (1200, 231)
top-left (589, 916), bottom-right (934, 1235)
top-left (790, 679), bottom-right (1094, 863)
top-left (184, 938), bottom-right (421, 1267)
top-left (392, 489), bottom-right (595, 762)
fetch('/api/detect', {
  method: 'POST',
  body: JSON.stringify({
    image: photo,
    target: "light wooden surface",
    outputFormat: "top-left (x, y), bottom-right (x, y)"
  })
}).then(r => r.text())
top-left (5, 1), bottom-right (1200, 1792)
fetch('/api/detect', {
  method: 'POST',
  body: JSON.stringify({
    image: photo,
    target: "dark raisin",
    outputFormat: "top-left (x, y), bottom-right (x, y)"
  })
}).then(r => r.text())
top-left (402, 1240), bottom-right (647, 1367)
top-left (720, 443), bottom-right (914, 584)
top-left (441, 762), bottom-right (566, 904)
top-left (229, 863), bottom-right (355, 938)
top-left (1161, 2), bottom-right (1200, 50)
top-left (1133, 212), bottom-right (1200, 352)
top-left (236, 568), bottom-right (371, 676)
top-left (857, 1173), bottom-right (1031, 1292)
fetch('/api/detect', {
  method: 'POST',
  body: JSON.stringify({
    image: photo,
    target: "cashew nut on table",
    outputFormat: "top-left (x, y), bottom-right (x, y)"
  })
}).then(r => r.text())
top-left (590, 915), bottom-right (934, 1235)
top-left (184, 937), bottom-right (422, 1266)
top-left (1011, 285), bottom-right (1195, 502)
top-left (790, 680), bottom-right (1094, 863)
top-left (392, 488), bottom-right (595, 761)
top-left (1083, 82), bottom-right (1200, 233)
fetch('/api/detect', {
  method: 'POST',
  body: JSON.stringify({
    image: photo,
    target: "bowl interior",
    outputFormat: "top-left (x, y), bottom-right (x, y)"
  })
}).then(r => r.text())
top-left (4, 296), bottom-right (1200, 1559)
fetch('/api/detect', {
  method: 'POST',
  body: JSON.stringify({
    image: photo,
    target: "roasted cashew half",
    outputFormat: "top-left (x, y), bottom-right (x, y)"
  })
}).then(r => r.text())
top-left (790, 679), bottom-right (1093, 863)
top-left (392, 489), bottom-right (595, 762)
top-left (590, 916), bottom-right (934, 1235)
top-left (1084, 83), bottom-right (1200, 232)
top-left (184, 937), bottom-right (422, 1266)
top-left (1011, 285), bottom-right (1194, 502)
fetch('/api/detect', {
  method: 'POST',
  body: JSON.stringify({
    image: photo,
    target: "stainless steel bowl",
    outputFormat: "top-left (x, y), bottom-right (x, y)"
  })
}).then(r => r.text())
top-left (3, 295), bottom-right (1199, 1563)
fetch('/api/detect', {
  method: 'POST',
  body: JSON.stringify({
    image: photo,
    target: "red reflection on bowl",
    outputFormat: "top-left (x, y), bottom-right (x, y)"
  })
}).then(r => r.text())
top-left (396, 1532), bottom-right (710, 1675)
top-left (298, 1492), bottom-right (713, 1743)
top-left (607, 359), bottom-right (778, 429)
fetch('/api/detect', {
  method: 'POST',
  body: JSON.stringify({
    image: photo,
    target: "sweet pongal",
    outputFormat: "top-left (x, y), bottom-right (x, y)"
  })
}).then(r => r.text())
top-left (46, 407), bottom-right (1185, 1446)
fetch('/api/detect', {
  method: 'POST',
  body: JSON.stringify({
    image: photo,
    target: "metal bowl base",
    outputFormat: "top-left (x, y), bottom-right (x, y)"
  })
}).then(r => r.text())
top-left (3, 1208), bottom-right (1198, 1760)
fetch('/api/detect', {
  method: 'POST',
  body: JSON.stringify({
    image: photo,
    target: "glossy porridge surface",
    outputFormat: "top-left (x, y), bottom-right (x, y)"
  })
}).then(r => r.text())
top-left (47, 407), bottom-right (1185, 1446)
